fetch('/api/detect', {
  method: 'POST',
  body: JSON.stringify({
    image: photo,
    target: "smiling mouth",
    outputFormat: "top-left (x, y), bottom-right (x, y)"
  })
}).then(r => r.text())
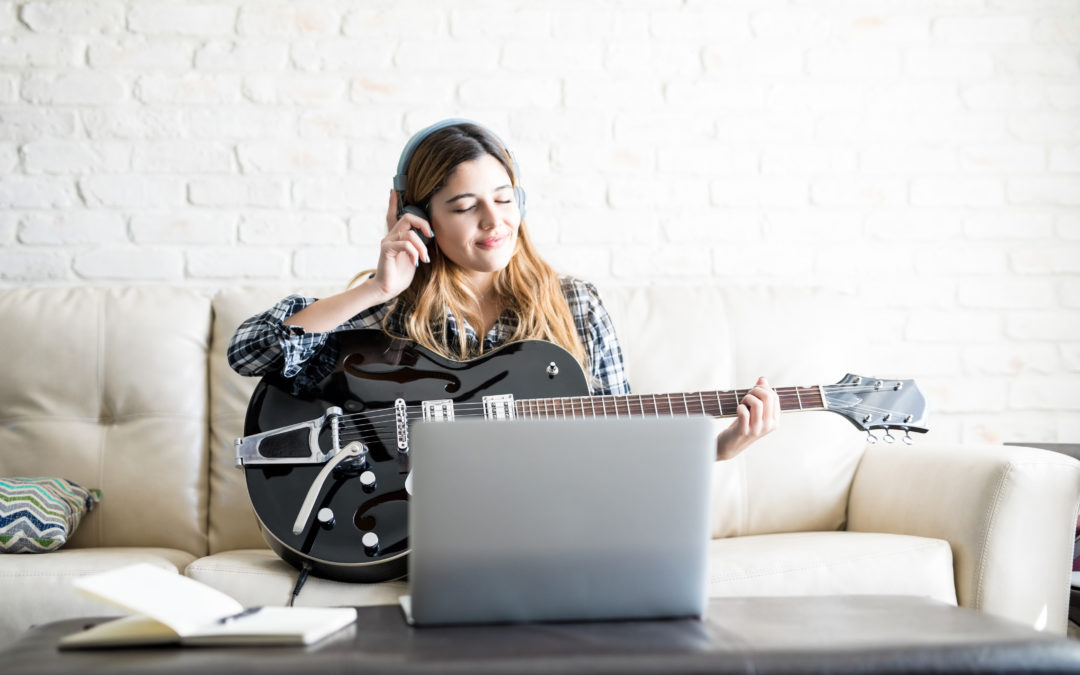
top-left (477, 235), bottom-right (508, 249)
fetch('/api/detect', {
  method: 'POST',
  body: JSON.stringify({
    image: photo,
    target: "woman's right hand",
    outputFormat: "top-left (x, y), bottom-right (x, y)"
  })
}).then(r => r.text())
top-left (370, 189), bottom-right (434, 302)
top-left (281, 191), bottom-right (434, 333)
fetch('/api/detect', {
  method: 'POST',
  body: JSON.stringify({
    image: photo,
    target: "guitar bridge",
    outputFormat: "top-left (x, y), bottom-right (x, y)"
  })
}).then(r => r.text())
top-left (234, 407), bottom-right (342, 467)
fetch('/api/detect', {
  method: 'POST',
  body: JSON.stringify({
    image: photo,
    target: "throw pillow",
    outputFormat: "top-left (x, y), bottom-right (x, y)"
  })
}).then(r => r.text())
top-left (0, 478), bottom-right (101, 553)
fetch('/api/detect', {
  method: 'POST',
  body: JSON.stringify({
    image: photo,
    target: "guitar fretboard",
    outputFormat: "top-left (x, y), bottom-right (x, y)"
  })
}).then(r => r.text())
top-left (514, 386), bottom-right (825, 420)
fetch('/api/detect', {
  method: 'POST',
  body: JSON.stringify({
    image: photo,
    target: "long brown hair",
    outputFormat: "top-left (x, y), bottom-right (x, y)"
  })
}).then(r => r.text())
top-left (388, 123), bottom-right (587, 372)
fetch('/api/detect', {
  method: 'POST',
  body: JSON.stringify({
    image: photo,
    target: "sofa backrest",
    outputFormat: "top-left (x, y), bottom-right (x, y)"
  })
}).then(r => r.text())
top-left (600, 285), bottom-right (871, 538)
top-left (0, 283), bottom-right (872, 557)
top-left (0, 287), bottom-right (212, 556)
top-left (208, 283), bottom-right (872, 551)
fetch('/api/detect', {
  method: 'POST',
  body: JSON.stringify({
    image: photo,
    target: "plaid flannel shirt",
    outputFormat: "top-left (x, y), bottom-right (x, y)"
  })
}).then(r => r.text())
top-left (227, 276), bottom-right (630, 396)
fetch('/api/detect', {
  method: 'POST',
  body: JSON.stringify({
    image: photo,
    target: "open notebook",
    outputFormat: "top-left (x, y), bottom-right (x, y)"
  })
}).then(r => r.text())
top-left (59, 564), bottom-right (356, 648)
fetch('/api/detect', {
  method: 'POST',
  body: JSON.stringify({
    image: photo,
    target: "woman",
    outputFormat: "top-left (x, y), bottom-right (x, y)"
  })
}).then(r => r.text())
top-left (228, 120), bottom-right (777, 460)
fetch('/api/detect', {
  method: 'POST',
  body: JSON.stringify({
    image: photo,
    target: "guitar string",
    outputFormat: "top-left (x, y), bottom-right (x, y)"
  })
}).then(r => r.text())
top-left (322, 385), bottom-right (889, 427)
top-left (327, 397), bottom-right (873, 432)
top-left (300, 385), bottom-right (906, 443)
top-left (326, 384), bottom-right (887, 421)
top-left (327, 393), bottom-right (824, 427)
top-left (329, 400), bottom-right (912, 447)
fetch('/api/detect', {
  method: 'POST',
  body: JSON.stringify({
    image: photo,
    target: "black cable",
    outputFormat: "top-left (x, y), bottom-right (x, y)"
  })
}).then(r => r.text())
top-left (288, 563), bottom-right (312, 607)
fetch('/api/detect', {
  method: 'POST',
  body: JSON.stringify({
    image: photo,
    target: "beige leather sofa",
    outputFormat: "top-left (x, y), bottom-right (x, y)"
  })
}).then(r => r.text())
top-left (1, 284), bottom-right (1078, 649)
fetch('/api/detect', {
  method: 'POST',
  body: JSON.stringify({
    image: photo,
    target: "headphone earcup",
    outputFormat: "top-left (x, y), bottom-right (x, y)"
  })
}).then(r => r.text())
top-left (399, 204), bottom-right (430, 223)
top-left (514, 186), bottom-right (527, 220)
top-left (398, 204), bottom-right (434, 246)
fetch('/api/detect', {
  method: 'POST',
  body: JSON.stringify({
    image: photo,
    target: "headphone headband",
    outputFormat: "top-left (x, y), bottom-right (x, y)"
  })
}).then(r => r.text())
top-left (392, 118), bottom-right (526, 219)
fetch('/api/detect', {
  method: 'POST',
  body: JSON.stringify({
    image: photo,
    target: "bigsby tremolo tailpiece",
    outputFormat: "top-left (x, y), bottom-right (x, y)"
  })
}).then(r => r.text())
top-left (235, 407), bottom-right (372, 536)
top-left (234, 407), bottom-right (344, 468)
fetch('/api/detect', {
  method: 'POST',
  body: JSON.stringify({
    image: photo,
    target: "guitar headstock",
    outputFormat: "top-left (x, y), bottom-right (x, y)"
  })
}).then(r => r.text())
top-left (823, 374), bottom-right (928, 444)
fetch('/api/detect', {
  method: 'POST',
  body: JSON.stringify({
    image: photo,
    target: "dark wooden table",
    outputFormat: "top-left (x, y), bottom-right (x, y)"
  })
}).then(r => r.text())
top-left (4, 595), bottom-right (1080, 674)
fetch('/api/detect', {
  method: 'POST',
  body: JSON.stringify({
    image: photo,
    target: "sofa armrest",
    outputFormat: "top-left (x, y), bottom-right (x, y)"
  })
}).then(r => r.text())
top-left (848, 443), bottom-right (1080, 634)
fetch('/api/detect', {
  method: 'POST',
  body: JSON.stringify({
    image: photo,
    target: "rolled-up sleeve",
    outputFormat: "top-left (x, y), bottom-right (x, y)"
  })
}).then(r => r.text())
top-left (226, 295), bottom-right (334, 379)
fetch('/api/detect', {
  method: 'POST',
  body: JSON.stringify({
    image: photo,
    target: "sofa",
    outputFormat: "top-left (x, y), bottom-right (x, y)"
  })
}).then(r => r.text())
top-left (1, 283), bottom-right (1078, 649)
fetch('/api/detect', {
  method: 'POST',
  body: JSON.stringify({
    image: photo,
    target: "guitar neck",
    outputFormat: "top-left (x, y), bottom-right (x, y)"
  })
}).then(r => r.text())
top-left (516, 386), bottom-right (826, 420)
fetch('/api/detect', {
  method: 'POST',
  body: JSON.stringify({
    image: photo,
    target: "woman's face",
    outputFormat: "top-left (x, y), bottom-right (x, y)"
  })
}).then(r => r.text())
top-left (427, 153), bottom-right (521, 288)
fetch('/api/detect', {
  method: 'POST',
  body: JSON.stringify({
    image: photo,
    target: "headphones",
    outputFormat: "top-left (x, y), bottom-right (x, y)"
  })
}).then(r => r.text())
top-left (392, 118), bottom-right (527, 227)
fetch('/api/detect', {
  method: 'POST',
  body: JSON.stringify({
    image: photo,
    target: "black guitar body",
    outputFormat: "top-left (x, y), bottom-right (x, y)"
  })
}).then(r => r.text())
top-left (242, 329), bottom-right (589, 583)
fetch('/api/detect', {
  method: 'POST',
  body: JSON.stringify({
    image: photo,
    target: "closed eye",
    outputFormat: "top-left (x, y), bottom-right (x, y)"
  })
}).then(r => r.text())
top-left (453, 199), bottom-right (514, 213)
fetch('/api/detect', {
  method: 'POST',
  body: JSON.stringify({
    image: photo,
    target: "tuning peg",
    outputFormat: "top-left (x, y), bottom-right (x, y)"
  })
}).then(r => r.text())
top-left (866, 431), bottom-right (878, 444)
top-left (882, 427), bottom-right (896, 444)
top-left (902, 428), bottom-right (913, 445)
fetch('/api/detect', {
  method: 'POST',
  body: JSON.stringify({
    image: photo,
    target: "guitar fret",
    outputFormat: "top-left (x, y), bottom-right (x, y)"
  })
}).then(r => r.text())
top-left (519, 383), bottom-right (829, 425)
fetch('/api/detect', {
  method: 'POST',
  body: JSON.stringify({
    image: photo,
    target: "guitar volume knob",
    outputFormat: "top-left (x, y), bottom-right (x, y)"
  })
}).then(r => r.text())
top-left (316, 508), bottom-right (335, 528)
top-left (362, 531), bottom-right (379, 555)
top-left (359, 471), bottom-right (377, 492)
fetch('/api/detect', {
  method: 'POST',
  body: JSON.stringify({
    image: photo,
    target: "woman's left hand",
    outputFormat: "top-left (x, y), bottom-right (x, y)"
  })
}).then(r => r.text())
top-left (715, 376), bottom-right (780, 461)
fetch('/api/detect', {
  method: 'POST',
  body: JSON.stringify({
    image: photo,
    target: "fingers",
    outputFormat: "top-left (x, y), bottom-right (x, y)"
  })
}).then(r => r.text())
top-left (381, 230), bottom-right (425, 268)
top-left (371, 191), bottom-right (435, 301)
top-left (385, 212), bottom-right (432, 264)
top-left (737, 376), bottom-right (780, 436)
top-left (717, 377), bottom-right (780, 461)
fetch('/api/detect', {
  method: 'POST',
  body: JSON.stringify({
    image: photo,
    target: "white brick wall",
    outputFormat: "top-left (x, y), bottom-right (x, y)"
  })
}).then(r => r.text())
top-left (1, 0), bottom-right (1078, 443)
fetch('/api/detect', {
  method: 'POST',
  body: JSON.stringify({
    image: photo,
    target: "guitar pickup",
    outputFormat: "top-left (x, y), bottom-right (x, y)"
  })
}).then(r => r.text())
top-left (483, 394), bottom-right (515, 420)
top-left (421, 400), bottom-right (455, 422)
top-left (234, 407), bottom-right (342, 467)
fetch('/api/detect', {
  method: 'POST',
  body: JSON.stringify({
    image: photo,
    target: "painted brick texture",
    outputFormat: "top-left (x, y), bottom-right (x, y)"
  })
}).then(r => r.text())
top-left (1, 0), bottom-right (1078, 443)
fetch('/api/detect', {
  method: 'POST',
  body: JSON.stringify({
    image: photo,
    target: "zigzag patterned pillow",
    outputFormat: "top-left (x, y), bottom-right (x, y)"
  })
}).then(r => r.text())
top-left (0, 478), bottom-right (101, 553)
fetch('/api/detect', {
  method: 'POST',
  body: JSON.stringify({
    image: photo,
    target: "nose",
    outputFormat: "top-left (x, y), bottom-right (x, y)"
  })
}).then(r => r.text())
top-left (477, 199), bottom-right (499, 229)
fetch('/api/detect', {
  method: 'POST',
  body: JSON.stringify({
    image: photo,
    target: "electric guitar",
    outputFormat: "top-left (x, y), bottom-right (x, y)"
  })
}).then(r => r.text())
top-left (235, 329), bottom-right (928, 584)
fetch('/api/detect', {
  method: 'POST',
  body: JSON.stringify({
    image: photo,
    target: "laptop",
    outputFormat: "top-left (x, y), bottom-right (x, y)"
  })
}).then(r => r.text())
top-left (400, 416), bottom-right (716, 626)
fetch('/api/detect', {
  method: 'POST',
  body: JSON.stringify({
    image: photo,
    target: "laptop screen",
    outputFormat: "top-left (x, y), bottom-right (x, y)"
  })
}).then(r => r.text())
top-left (404, 416), bottom-right (716, 626)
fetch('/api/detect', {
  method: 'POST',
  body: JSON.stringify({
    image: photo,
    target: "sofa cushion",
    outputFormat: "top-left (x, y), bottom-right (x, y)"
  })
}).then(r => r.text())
top-left (208, 286), bottom-right (339, 554)
top-left (185, 550), bottom-right (408, 608)
top-left (0, 547), bottom-right (196, 650)
top-left (0, 478), bottom-right (100, 553)
top-left (707, 531), bottom-right (957, 605)
top-left (0, 287), bottom-right (212, 556)
top-left (185, 533), bottom-right (954, 615)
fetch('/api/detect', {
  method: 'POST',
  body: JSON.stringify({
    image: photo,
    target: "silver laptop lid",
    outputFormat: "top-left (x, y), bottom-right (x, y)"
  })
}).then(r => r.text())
top-left (405, 416), bottom-right (715, 626)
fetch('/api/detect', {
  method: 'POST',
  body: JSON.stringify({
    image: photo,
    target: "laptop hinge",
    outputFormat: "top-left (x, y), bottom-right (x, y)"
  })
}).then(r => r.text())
top-left (482, 394), bottom-right (515, 420)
